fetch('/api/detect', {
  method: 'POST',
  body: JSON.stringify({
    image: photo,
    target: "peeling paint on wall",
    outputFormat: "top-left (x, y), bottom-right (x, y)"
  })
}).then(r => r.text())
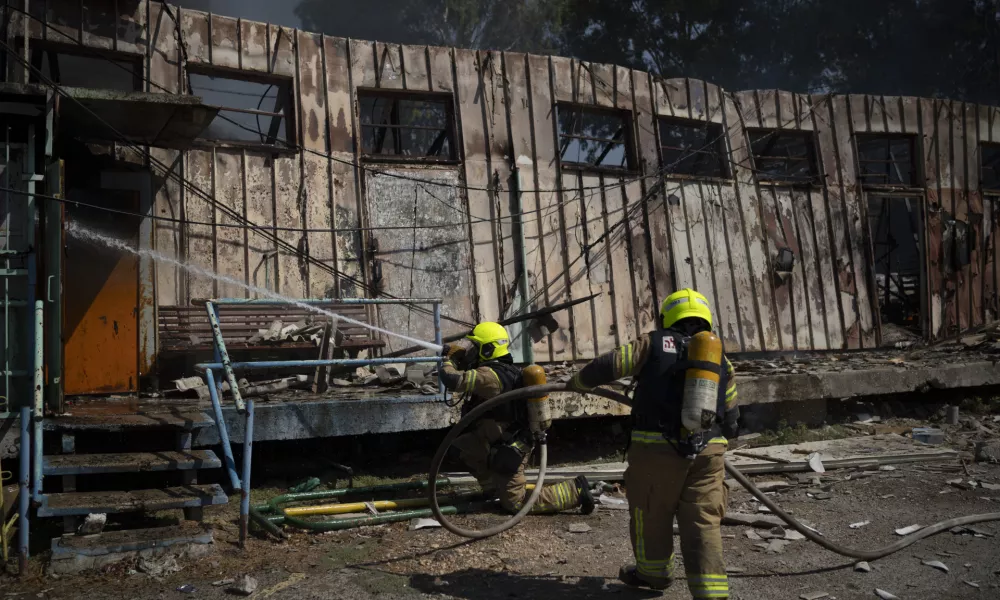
top-left (19, 0), bottom-right (1000, 368)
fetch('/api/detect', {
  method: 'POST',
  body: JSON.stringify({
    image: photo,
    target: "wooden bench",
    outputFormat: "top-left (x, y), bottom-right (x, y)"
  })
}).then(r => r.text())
top-left (157, 303), bottom-right (385, 356)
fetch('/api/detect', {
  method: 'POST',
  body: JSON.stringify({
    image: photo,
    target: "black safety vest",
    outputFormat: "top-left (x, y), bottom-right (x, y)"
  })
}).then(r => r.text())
top-left (631, 329), bottom-right (729, 453)
top-left (462, 360), bottom-right (527, 424)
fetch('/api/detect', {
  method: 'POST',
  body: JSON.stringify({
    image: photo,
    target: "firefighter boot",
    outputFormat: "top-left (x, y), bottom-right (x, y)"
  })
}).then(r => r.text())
top-left (618, 565), bottom-right (672, 591)
top-left (576, 475), bottom-right (595, 515)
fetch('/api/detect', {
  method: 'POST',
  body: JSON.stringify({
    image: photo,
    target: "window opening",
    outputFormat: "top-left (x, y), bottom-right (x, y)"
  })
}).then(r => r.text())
top-left (188, 70), bottom-right (293, 147)
top-left (981, 143), bottom-right (1000, 192)
top-left (856, 135), bottom-right (916, 187)
top-left (358, 91), bottom-right (456, 161)
top-left (557, 104), bottom-right (635, 171)
top-left (867, 196), bottom-right (924, 342)
top-left (749, 130), bottom-right (818, 184)
top-left (658, 118), bottom-right (728, 178)
top-left (28, 43), bottom-right (141, 92)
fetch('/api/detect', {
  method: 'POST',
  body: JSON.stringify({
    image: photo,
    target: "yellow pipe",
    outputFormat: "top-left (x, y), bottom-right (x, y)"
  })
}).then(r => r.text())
top-left (284, 497), bottom-right (430, 517)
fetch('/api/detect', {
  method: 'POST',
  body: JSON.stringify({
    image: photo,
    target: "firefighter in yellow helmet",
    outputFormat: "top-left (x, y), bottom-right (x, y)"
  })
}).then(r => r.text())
top-left (440, 321), bottom-right (595, 515)
top-left (569, 289), bottom-right (740, 599)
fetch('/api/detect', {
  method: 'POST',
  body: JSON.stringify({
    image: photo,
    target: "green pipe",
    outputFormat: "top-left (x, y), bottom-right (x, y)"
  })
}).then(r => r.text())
top-left (258, 478), bottom-right (453, 514)
top-left (250, 478), bottom-right (460, 539)
top-left (249, 506), bottom-right (286, 539)
top-left (281, 505), bottom-right (463, 532)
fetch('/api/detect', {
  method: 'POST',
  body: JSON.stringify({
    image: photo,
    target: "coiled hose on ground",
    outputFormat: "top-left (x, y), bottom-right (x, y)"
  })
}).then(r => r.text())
top-left (428, 383), bottom-right (1000, 559)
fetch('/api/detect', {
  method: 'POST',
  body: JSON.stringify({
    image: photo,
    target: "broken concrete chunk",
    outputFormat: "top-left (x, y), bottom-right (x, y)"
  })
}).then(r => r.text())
top-left (375, 366), bottom-right (402, 384)
top-left (807, 453), bottom-right (826, 473)
top-left (854, 561), bottom-right (871, 573)
top-left (799, 592), bottom-right (829, 600)
top-left (77, 513), bottom-right (106, 536)
top-left (850, 520), bottom-right (871, 529)
top-left (976, 442), bottom-right (1000, 463)
top-left (784, 529), bottom-right (806, 541)
top-left (980, 482), bottom-right (1000, 491)
top-left (409, 518), bottom-right (442, 531)
top-left (964, 580), bottom-right (981, 588)
top-left (949, 479), bottom-right (976, 491)
top-left (228, 575), bottom-right (258, 596)
top-left (744, 529), bottom-right (762, 541)
top-left (895, 524), bottom-right (922, 536)
top-left (921, 560), bottom-right (949, 573)
top-left (568, 523), bottom-right (592, 533)
top-left (765, 539), bottom-right (791, 554)
top-left (173, 376), bottom-right (205, 392)
top-left (137, 554), bottom-right (182, 578)
top-left (875, 589), bottom-right (900, 600)
top-left (213, 578), bottom-right (236, 587)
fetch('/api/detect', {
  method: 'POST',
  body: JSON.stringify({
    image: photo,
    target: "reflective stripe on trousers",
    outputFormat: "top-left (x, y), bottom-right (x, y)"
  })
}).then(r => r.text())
top-left (626, 439), bottom-right (729, 597)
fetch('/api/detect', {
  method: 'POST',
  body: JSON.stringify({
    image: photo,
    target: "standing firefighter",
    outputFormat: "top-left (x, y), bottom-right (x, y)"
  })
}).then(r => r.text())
top-left (440, 321), bottom-right (595, 515)
top-left (569, 289), bottom-right (739, 598)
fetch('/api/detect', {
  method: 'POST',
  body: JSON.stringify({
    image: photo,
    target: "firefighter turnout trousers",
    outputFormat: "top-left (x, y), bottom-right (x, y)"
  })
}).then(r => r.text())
top-left (625, 434), bottom-right (729, 598)
top-left (453, 418), bottom-right (581, 513)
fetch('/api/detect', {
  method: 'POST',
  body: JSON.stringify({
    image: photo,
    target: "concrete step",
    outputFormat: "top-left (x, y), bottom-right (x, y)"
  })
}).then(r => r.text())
top-left (43, 450), bottom-right (222, 476)
top-left (38, 484), bottom-right (228, 517)
top-left (50, 522), bottom-right (213, 575)
top-left (43, 412), bottom-right (215, 432)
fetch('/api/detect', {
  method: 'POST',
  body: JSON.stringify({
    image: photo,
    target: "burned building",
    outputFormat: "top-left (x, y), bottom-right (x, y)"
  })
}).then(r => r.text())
top-left (0, 0), bottom-right (998, 564)
top-left (0, 0), bottom-right (991, 436)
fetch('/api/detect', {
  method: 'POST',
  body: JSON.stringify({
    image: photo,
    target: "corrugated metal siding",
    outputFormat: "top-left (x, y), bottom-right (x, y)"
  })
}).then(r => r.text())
top-left (13, 1), bottom-right (1000, 363)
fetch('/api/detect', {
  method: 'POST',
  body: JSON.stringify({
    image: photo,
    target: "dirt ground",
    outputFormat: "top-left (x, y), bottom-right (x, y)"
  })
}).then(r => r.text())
top-left (4, 448), bottom-right (1000, 600)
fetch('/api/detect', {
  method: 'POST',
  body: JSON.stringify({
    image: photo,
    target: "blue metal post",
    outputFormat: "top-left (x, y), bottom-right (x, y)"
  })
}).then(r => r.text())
top-left (433, 302), bottom-right (445, 401)
top-left (205, 369), bottom-right (240, 491)
top-left (31, 300), bottom-right (42, 501)
top-left (206, 302), bottom-right (245, 413)
top-left (18, 405), bottom-right (29, 573)
top-left (239, 398), bottom-right (254, 549)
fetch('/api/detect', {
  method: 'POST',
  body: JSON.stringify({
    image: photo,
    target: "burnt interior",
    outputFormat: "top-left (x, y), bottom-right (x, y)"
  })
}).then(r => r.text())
top-left (868, 195), bottom-right (924, 339)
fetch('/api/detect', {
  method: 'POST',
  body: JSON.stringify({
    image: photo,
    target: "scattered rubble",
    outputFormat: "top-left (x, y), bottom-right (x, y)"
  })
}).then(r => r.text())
top-left (850, 520), bottom-right (871, 529)
top-left (875, 589), bottom-right (900, 600)
top-left (895, 524), bottom-right (922, 535)
top-left (77, 513), bottom-right (106, 536)
top-left (921, 559), bottom-right (949, 573)
top-left (136, 555), bottom-right (182, 578)
top-left (807, 453), bottom-right (826, 473)
top-left (228, 575), bottom-right (258, 596)
top-left (408, 518), bottom-right (442, 531)
top-left (976, 442), bottom-right (1000, 463)
top-left (567, 523), bottom-right (592, 533)
top-left (855, 561), bottom-right (872, 573)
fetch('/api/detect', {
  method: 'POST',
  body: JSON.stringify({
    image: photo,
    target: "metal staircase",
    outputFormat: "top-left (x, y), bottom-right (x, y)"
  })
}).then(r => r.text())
top-left (0, 93), bottom-right (237, 572)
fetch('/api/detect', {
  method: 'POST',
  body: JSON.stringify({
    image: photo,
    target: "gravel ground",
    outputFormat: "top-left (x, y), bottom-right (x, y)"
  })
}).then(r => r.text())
top-left (4, 455), bottom-right (1000, 600)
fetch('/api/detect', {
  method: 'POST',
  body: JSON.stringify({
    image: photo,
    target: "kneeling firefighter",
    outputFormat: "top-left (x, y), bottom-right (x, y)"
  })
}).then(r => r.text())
top-left (440, 321), bottom-right (595, 515)
top-left (569, 289), bottom-right (739, 599)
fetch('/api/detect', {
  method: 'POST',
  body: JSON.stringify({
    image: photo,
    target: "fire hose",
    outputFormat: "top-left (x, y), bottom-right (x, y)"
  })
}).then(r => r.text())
top-left (428, 382), bottom-right (1000, 559)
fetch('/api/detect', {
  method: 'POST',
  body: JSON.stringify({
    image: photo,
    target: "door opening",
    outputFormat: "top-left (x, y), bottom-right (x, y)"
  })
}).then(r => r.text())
top-left (63, 188), bottom-right (140, 394)
top-left (867, 196), bottom-right (925, 345)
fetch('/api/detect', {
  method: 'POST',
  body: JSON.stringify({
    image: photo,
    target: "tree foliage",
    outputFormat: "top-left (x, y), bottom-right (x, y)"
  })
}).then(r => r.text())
top-left (292, 0), bottom-right (1000, 103)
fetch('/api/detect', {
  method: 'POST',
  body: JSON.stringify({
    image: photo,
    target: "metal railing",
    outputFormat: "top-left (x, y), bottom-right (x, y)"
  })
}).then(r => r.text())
top-left (194, 297), bottom-right (446, 547)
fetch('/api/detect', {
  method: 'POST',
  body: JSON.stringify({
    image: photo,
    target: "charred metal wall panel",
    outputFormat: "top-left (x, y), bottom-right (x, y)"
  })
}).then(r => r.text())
top-left (14, 1), bottom-right (1000, 369)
